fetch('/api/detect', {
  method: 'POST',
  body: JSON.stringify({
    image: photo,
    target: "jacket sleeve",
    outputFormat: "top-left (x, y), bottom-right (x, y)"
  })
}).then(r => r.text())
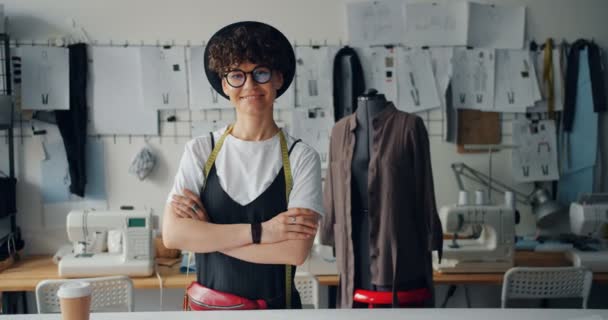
top-left (319, 127), bottom-right (336, 247)
top-left (409, 117), bottom-right (443, 260)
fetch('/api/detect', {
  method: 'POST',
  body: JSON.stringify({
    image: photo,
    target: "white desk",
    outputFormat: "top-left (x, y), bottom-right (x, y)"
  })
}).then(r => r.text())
top-left (2, 309), bottom-right (608, 320)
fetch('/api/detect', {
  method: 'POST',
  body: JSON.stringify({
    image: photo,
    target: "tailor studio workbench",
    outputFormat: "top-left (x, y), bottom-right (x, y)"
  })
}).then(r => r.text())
top-left (1, 253), bottom-right (608, 314)
top-left (1, 252), bottom-right (608, 293)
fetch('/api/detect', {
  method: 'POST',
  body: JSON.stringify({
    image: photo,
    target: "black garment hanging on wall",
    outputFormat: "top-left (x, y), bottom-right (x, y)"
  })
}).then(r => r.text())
top-left (333, 46), bottom-right (365, 122)
top-left (563, 39), bottom-right (607, 132)
top-left (0, 176), bottom-right (16, 218)
top-left (55, 43), bottom-right (88, 197)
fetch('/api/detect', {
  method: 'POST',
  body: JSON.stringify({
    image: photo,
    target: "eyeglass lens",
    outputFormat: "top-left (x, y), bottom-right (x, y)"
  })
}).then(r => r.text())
top-left (225, 67), bottom-right (272, 87)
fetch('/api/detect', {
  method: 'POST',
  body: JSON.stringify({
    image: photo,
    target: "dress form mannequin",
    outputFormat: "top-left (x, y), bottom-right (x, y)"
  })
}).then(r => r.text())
top-left (351, 89), bottom-right (387, 291)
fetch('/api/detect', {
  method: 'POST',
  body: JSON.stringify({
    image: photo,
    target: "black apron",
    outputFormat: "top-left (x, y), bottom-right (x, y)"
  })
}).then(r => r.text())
top-left (195, 127), bottom-right (302, 309)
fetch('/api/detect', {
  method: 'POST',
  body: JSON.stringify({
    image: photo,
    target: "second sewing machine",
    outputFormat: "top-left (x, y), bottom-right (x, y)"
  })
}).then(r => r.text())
top-left (433, 191), bottom-right (517, 273)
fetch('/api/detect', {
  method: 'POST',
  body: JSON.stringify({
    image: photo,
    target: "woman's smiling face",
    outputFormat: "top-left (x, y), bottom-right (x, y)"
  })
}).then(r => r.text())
top-left (222, 61), bottom-right (283, 117)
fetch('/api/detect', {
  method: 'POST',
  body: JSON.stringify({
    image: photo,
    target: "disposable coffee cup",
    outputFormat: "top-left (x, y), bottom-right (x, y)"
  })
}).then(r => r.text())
top-left (57, 281), bottom-right (92, 320)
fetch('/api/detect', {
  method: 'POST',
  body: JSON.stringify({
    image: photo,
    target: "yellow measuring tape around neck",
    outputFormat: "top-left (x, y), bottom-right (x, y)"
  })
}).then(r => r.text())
top-left (201, 125), bottom-right (295, 308)
top-left (203, 125), bottom-right (234, 181)
top-left (279, 129), bottom-right (294, 309)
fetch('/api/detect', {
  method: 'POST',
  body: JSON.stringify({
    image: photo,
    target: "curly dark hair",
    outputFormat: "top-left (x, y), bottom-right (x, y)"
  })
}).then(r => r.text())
top-left (207, 24), bottom-right (292, 76)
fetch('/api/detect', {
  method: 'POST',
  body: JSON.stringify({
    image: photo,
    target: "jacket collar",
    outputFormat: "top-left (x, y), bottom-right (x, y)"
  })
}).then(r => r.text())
top-left (348, 102), bottom-right (397, 132)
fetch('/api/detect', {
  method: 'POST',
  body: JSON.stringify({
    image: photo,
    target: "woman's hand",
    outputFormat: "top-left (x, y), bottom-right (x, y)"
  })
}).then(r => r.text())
top-left (260, 208), bottom-right (319, 244)
top-left (171, 189), bottom-right (209, 221)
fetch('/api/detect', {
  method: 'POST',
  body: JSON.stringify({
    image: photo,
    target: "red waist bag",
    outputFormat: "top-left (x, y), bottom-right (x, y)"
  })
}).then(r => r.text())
top-left (354, 288), bottom-right (431, 308)
top-left (185, 281), bottom-right (268, 311)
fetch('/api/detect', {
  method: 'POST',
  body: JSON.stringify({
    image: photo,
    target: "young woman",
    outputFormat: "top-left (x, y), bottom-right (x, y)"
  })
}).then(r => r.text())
top-left (163, 21), bottom-right (323, 310)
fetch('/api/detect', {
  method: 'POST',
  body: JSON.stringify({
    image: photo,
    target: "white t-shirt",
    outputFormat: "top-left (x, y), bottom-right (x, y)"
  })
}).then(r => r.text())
top-left (167, 126), bottom-right (324, 216)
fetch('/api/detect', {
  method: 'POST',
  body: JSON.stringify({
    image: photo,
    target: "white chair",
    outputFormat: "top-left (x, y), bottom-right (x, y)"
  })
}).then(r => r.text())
top-left (35, 275), bottom-right (134, 313)
top-left (501, 267), bottom-right (593, 308)
top-left (295, 272), bottom-right (327, 309)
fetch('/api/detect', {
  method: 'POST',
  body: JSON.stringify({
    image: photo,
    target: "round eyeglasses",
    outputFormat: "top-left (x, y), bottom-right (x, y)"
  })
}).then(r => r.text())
top-left (223, 66), bottom-right (272, 88)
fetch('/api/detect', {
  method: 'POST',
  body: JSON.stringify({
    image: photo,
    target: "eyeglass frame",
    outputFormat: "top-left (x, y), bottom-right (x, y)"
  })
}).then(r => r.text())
top-left (222, 65), bottom-right (274, 88)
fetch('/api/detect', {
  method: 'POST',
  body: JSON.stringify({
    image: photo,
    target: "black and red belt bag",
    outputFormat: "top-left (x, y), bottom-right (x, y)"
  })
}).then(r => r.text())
top-left (186, 281), bottom-right (267, 311)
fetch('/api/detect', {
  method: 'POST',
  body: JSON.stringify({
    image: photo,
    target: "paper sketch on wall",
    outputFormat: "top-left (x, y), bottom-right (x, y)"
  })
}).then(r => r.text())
top-left (468, 3), bottom-right (526, 49)
top-left (494, 50), bottom-right (541, 112)
top-left (512, 119), bottom-right (559, 182)
top-left (451, 48), bottom-right (495, 110)
top-left (429, 47), bottom-right (453, 112)
top-left (295, 46), bottom-right (337, 108)
top-left (188, 46), bottom-right (232, 109)
top-left (396, 48), bottom-right (440, 112)
top-left (356, 46), bottom-right (398, 106)
top-left (20, 46), bottom-right (70, 110)
top-left (527, 48), bottom-right (564, 113)
top-left (347, 0), bottom-right (405, 46)
top-left (290, 107), bottom-right (334, 169)
top-left (140, 46), bottom-right (188, 110)
top-left (404, 1), bottom-right (469, 47)
top-left (89, 46), bottom-right (159, 135)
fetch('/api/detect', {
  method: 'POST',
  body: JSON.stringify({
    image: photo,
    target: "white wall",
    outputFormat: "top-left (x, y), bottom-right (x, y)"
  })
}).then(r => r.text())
top-left (1, 0), bottom-right (607, 311)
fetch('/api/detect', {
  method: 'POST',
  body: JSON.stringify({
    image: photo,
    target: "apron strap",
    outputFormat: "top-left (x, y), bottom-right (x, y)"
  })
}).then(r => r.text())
top-left (199, 125), bottom-right (297, 309)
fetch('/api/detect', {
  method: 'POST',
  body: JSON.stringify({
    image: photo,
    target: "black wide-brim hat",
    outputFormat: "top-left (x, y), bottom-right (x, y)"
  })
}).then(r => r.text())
top-left (204, 21), bottom-right (296, 100)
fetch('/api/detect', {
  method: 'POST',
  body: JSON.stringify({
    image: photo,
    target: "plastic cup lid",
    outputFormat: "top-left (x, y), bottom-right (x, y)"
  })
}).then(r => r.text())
top-left (57, 281), bottom-right (92, 299)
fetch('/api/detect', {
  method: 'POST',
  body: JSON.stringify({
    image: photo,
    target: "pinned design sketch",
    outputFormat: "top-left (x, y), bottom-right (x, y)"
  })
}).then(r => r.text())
top-left (21, 46), bottom-right (70, 110)
top-left (295, 46), bottom-right (337, 108)
top-left (512, 119), bottom-right (559, 182)
top-left (89, 46), bottom-right (158, 135)
top-left (451, 48), bottom-right (495, 110)
top-left (290, 107), bottom-right (334, 169)
top-left (140, 46), bottom-right (188, 110)
top-left (357, 47), bottom-right (398, 106)
top-left (468, 3), bottom-right (526, 49)
top-left (188, 46), bottom-right (232, 109)
top-left (347, 0), bottom-right (405, 46)
top-left (429, 47), bottom-right (454, 111)
top-left (396, 49), bottom-right (440, 112)
top-left (528, 49), bottom-right (564, 113)
top-left (39, 50), bottom-right (51, 105)
top-left (494, 50), bottom-right (541, 112)
top-left (404, 1), bottom-right (469, 47)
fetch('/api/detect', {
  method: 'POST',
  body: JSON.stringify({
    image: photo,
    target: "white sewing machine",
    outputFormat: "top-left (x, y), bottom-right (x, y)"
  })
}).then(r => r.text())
top-left (565, 194), bottom-right (608, 272)
top-left (58, 210), bottom-right (155, 277)
top-left (433, 192), bottom-right (516, 273)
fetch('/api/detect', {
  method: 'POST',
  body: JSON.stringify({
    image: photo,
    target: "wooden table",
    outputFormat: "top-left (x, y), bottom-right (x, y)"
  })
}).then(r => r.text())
top-left (317, 251), bottom-right (608, 286)
top-left (1, 252), bottom-right (607, 292)
top-left (0, 256), bottom-right (195, 292)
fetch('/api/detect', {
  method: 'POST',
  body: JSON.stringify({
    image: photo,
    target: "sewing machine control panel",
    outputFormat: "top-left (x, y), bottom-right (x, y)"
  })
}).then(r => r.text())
top-left (126, 218), bottom-right (151, 259)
